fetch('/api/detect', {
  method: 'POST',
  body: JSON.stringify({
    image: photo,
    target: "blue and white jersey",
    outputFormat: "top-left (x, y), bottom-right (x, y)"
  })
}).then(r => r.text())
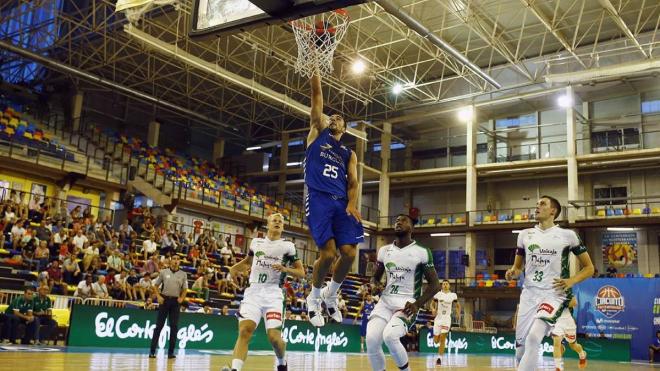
top-left (304, 128), bottom-right (352, 198)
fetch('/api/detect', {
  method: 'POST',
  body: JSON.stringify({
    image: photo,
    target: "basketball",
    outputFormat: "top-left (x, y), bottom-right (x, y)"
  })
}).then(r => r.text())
top-left (607, 243), bottom-right (636, 268)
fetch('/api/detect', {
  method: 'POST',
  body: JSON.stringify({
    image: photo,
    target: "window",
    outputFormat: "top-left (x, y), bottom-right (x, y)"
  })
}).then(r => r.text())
top-left (591, 128), bottom-right (639, 151)
top-left (594, 186), bottom-right (627, 206)
top-left (373, 142), bottom-right (406, 151)
top-left (642, 100), bottom-right (660, 114)
top-left (448, 250), bottom-right (465, 279)
top-left (494, 248), bottom-right (516, 266)
top-left (476, 250), bottom-right (488, 267)
top-left (432, 250), bottom-right (446, 279)
top-left (495, 113), bottom-right (537, 129)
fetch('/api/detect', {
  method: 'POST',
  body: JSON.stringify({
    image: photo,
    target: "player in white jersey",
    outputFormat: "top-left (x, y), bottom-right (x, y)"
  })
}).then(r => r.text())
top-left (224, 213), bottom-right (305, 371)
top-left (431, 279), bottom-right (461, 366)
top-left (366, 214), bottom-right (441, 371)
top-left (551, 297), bottom-right (587, 371)
top-left (505, 195), bottom-right (594, 371)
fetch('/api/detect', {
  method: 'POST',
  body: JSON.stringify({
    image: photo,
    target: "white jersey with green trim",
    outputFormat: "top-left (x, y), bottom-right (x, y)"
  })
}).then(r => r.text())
top-left (248, 237), bottom-right (298, 287)
top-left (377, 240), bottom-right (433, 300)
top-left (434, 291), bottom-right (457, 318)
top-left (517, 225), bottom-right (587, 291)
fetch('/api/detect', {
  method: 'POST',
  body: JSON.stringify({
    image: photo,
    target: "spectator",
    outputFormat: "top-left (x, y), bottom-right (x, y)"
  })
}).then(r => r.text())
top-left (119, 219), bottom-right (134, 237)
top-left (142, 233), bottom-right (158, 260)
top-left (62, 253), bottom-right (81, 285)
top-left (107, 249), bottom-right (124, 273)
top-left (111, 270), bottom-right (128, 300)
top-left (93, 276), bottom-right (110, 299)
top-left (217, 272), bottom-right (239, 296)
top-left (219, 243), bottom-right (233, 266)
top-left (33, 285), bottom-right (57, 345)
top-left (606, 264), bottom-right (618, 277)
top-left (82, 242), bottom-right (100, 272)
top-left (221, 305), bottom-right (230, 316)
top-left (74, 275), bottom-right (96, 299)
top-left (188, 244), bottom-right (200, 267)
top-left (11, 219), bottom-right (25, 248)
top-left (137, 274), bottom-right (153, 301)
top-left (33, 240), bottom-right (50, 272)
top-left (650, 330), bottom-right (660, 363)
top-left (0, 288), bottom-right (36, 345)
top-left (72, 229), bottom-right (88, 251)
top-left (192, 272), bottom-right (211, 301)
top-left (144, 254), bottom-right (160, 278)
top-left (125, 269), bottom-right (140, 301)
top-left (337, 293), bottom-right (348, 320)
top-left (357, 282), bottom-right (370, 301)
top-left (46, 260), bottom-right (67, 295)
top-left (106, 235), bottom-right (120, 255)
top-left (35, 219), bottom-right (51, 242)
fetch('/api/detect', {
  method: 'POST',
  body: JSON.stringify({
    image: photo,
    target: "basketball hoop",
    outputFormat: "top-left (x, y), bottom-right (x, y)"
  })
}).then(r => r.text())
top-left (115, 0), bottom-right (178, 24)
top-left (290, 9), bottom-right (350, 78)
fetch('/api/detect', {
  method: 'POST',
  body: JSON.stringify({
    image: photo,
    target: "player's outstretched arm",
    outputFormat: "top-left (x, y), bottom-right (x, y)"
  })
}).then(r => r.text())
top-left (346, 151), bottom-right (362, 222)
top-left (307, 74), bottom-right (327, 147)
top-left (371, 261), bottom-right (385, 289)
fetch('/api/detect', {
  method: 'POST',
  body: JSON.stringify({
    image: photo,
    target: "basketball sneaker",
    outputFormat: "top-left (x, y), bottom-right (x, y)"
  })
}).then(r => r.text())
top-left (321, 286), bottom-right (342, 323)
top-left (435, 357), bottom-right (442, 366)
top-left (306, 293), bottom-right (325, 327)
top-left (277, 365), bottom-right (288, 371)
top-left (578, 351), bottom-right (587, 369)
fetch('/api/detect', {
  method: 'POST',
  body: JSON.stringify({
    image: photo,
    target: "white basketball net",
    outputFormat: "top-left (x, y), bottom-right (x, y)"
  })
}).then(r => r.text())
top-left (290, 9), bottom-right (350, 78)
top-left (115, 0), bottom-right (178, 24)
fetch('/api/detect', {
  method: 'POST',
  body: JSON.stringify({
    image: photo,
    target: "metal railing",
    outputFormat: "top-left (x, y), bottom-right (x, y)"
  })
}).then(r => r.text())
top-left (378, 212), bottom-right (468, 228)
top-left (576, 128), bottom-right (660, 155)
top-left (569, 195), bottom-right (660, 220)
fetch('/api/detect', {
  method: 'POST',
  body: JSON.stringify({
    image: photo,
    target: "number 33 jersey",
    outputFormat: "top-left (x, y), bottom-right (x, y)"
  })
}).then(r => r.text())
top-left (377, 240), bottom-right (434, 300)
top-left (247, 237), bottom-right (298, 288)
top-left (516, 225), bottom-right (587, 291)
top-left (304, 128), bottom-right (352, 198)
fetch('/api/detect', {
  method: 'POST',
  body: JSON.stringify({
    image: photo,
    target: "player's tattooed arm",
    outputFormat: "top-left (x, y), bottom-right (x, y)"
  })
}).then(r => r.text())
top-left (346, 151), bottom-right (362, 222)
top-left (371, 261), bottom-right (385, 291)
top-left (308, 74), bottom-right (327, 146)
top-left (405, 266), bottom-right (441, 315)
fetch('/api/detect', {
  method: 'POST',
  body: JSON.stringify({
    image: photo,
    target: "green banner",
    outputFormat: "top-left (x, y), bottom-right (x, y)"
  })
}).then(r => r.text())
top-left (418, 328), bottom-right (630, 362)
top-left (68, 304), bottom-right (361, 352)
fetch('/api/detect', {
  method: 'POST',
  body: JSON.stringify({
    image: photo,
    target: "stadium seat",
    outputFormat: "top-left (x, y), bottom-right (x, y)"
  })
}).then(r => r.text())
top-left (514, 214), bottom-right (522, 221)
top-left (454, 217), bottom-right (464, 224)
top-left (606, 208), bottom-right (614, 216)
top-left (440, 217), bottom-right (449, 224)
top-left (643, 207), bottom-right (651, 215)
top-left (596, 209), bottom-right (606, 217)
top-left (485, 280), bottom-right (493, 287)
top-left (426, 218), bottom-right (435, 226)
top-left (652, 207), bottom-right (660, 214)
top-left (475, 214), bottom-right (483, 223)
top-left (632, 208), bottom-right (642, 215)
top-left (614, 209), bottom-right (624, 216)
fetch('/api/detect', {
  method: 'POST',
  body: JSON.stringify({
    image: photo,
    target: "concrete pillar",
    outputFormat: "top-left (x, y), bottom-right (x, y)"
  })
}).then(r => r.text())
top-left (566, 86), bottom-right (579, 223)
top-left (375, 122), bottom-right (392, 250)
top-left (213, 138), bottom-right (226, 162)
top-left (104, 191), bottom-right (120, 222)
top-left (404, 144), bottom-right (413, 170)
top-left (147, 120), bottom-right (160, 148)
top-left (487, 119), bottom-right (496, 163)
top-left (581, 101), bottom-right (592, 155)
top-left (465, 106), bottom-right (477, 282)
top-left (71, 91), bottom-right (83, 133)
top-left (277, 133), bottom-right (289, 204)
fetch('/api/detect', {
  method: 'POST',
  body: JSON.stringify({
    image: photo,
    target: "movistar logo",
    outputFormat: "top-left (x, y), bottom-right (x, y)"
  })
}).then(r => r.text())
top-left (255, 251), bottom-right (266, 258)
top-left (528, 244), bottom-right (540, 253)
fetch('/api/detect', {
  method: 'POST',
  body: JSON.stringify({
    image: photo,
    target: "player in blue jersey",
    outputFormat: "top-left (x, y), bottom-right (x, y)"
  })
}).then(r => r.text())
top-left (304, 74), bottom-right (363, 327)
top-left (354, 293), bottom-right (376, 352)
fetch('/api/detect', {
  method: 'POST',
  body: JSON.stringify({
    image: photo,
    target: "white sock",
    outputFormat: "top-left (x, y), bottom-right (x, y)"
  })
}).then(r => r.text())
top-left (231, 359), bottom-right (244, 371)
top-left (328, 280), bottom-right (342, 296)
top-left (311, 286), bottom-right (322, 298)
top-left (276, 357), bottom-right (286, 366)
top-left (554, 357), bottom-right (563, 370)
top-left (579, 351), bottom-right (586, 359)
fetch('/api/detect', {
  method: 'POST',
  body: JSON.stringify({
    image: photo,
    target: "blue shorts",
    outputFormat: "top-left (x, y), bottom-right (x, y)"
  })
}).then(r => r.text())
top-left (305, 189), bottom-right (364, 247)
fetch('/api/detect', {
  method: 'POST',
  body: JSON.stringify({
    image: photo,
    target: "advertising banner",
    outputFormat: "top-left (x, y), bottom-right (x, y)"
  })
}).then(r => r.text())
top-left (68, 304), bottom-right (360, 352)
top-left (601, 231), bottom-right (638, 274)
top-left (417, 329), bottom-right (630, 362)
top-left (574, 278), bottom-right (659, 360)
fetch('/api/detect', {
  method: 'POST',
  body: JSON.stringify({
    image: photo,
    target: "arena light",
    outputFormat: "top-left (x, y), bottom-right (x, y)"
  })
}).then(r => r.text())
top-left (557, 94), bottom-right (573, 108)
top-left (286, 161), bottom-right (302, 167)
top-left (431, 233), bottom-right (451, 237)
top-left (512, 230), bottom-right (523, 234)
top-left (246, 146), bottom-right (261, 151)
top-left (392, 83), bottom-right (403, 95)
top-left (351, 59), bottom-right (367, 74)
top-left (364, 232), bottom-right (370, 237)
top-left (457, 106), bottom-right (474, 122)
top-left (607, 227), bottom-right (635, 231)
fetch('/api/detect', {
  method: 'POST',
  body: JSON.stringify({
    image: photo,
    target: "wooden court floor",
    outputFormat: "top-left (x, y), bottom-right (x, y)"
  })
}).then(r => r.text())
top-left (0, 346), bottom-right (657, 370)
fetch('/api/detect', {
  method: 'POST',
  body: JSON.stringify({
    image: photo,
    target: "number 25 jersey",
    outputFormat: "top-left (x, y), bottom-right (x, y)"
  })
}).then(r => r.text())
top-left (516, 225), bottom-right (587, 291)
top-left (304, 128), bottom-right (352, 198)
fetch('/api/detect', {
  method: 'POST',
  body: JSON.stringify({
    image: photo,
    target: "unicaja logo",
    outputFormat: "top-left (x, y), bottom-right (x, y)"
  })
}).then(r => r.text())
top-left (255, 251), bottom-right (266, 258)
top-left (528, 244), bottom-right (540, 253)
top-left (595, 285), bottom-right (625, 318)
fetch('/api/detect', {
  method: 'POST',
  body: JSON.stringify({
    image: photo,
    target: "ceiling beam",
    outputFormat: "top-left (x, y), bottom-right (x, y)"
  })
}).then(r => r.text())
top-left (598, 0), bottom-right (648, 58)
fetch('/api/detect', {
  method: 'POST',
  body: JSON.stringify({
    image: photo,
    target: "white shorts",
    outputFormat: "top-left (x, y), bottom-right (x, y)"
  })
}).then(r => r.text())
top-left (515, 286), bottom-right (570, 347)
top-left (238, 286), bottom-right (285, 330)
top-left (551, 309), bottom-right (577, 343)
top-left (433, 315), bottom-right (451, 335)
top-left (369, 295), bottom-right (416, 328)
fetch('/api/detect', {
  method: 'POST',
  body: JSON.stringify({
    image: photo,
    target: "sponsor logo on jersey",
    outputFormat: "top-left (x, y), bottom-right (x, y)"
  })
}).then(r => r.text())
top-left (528, 244), bottom-right (541, 253)
top-left (255, 251), bottom-right (266, 258)
top-left (386, 262), bottom-right (412, 282)
top-left (320, 143), bottom-right (333, 150)
top-left (595, 285), bottom-right (625, 318)
top-left (538, 303), bottom-right (555, 314)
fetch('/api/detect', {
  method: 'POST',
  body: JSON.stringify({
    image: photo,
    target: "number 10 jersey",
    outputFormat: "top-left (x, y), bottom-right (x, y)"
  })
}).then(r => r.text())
top-left (247, 237), bottom-right (298, 288)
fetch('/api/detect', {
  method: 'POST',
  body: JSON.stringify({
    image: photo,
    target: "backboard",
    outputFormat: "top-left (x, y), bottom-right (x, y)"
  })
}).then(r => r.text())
top-left (190, 0), bottom-right (368, 38)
